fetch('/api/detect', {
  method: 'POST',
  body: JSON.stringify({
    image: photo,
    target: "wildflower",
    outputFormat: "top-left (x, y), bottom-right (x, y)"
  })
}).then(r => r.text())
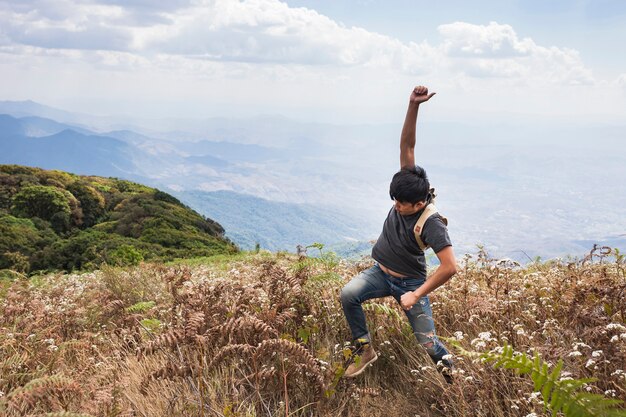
top-left (471, 339), bottom-right (486, 350)
top-left (464, 376), bottom-right (474, 382)
top-left (604, 390), bottom-right (616, 397)
top-left (606, 323), bottom-right (626, 332)
top-left (478, 331), bottom-right (492, 341)
top-left (442, 354), bottom-right (454, 361)
top-left (591, 350), bottom-right (603, 358)
top-left (610, 335), bottom-right (619, 343)
top-left (453, 331), bottom-right (464, 340)
top-left (411, 369), bottom-right (419, 376)
top-left (511, 405), bottom-right (519, 410)
top-left (47, 345), bottom-right (58, 352)
top-left (585, 359), bottom-right (596, 368)
top-left (568, 351), bottom-right (582, 357)
top-left (572, 342), bottom-right (590, 350)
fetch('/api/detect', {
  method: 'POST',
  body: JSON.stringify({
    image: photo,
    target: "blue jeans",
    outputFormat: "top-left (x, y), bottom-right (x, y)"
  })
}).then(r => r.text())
top-left (340, 264), bottom-right (451, 367)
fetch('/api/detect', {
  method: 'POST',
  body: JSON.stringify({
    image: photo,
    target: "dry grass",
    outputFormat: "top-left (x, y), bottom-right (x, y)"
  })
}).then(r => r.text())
top-left (0, 247), bottom-right (624, 416)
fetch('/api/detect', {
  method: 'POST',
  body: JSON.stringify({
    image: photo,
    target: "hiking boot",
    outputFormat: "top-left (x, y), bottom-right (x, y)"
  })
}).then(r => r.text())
top-left (440, 367), bottom-right (453, 384)
top-left (344, 342), bottom-right (378, 377)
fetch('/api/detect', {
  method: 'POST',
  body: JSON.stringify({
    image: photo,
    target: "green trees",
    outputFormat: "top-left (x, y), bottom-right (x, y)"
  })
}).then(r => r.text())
top-left (66, 182), bottom-right (105, 227)
top-left (11, 185), bottom-right (74, 233)
top-left (0, 165), bottom-right (236, 274)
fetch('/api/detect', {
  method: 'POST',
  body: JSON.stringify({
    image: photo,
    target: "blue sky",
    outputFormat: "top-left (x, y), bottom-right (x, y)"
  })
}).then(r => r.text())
top-left (1, 0), bottom-right (624, 124)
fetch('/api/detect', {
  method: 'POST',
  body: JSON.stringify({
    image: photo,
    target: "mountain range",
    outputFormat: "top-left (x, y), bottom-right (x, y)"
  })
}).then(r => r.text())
top-left (1, 99), bottom-right (624, 261)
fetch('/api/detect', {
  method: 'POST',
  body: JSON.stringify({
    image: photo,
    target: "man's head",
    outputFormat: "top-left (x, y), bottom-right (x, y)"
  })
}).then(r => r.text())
top-left (389, 165), bottom-right (430, 216)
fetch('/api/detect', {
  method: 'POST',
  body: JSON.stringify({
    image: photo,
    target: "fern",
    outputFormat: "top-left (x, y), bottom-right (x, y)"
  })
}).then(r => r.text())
top-left (125, 300), bottom-right (155, 313)
top-left (362, 302), bottom-right (402, 322)
top-left (302, 272), bottom-right (343, 294)
top-left (453, 342), bottom-right (626, 417)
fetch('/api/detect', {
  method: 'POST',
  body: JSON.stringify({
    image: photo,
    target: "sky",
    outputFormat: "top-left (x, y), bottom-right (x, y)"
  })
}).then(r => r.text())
top-left (1, 0), bottom-right (625, 124)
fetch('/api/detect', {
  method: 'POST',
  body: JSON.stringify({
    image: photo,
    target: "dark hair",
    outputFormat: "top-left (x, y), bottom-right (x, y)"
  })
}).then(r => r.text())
top-left (389, 165), bottom-right (430, 204)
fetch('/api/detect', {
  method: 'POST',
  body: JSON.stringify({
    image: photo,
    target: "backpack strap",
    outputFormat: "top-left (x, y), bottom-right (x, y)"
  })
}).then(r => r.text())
top-left (413, 203), bottom-right (448, 251)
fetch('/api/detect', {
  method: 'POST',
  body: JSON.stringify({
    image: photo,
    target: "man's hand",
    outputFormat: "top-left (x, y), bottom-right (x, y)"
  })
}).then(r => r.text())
top-left (400, 291), bottom-right (419, 310)
top-left (410, 85), bottom-right (436, 104)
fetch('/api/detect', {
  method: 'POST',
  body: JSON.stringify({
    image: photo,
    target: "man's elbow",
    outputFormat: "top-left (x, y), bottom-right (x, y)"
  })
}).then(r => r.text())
top-left (442, 262), bottom-right (457, 278)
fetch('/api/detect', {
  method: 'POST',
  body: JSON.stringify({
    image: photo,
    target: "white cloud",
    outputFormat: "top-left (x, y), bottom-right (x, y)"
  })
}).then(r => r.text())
top-left (1, 0), bottom-right (621, 124)
top-left (439, 21), bottom-right (533, 58)
top-left (132, 0), bottom-right (436, 73)
top-left (0, 1), bottom-right (596, 87)
top-left (437, 21), bottom-right (594, 85)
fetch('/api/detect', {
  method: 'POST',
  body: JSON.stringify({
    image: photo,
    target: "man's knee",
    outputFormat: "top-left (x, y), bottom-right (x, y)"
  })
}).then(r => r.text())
top-left (416, 332), bottom-right (437, 355)
top-left (340, 284), bottom-right (356, 306)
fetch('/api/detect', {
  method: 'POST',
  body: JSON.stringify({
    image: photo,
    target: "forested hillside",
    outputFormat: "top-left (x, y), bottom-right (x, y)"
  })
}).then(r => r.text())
top-left (0, 165), bottom-right (236, 274)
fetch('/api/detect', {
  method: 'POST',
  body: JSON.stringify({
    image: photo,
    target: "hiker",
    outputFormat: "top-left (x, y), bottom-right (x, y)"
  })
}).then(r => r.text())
top-left (340, 85), bottom-right (457, 381)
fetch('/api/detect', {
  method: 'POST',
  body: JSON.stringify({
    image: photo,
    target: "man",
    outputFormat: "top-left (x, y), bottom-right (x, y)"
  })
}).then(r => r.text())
top-left (340, 85), bottom-right (457, 380)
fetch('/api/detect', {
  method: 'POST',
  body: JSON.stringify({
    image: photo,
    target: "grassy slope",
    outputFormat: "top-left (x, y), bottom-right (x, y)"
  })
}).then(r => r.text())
top-left (0, 250), bottom-right (625, 416)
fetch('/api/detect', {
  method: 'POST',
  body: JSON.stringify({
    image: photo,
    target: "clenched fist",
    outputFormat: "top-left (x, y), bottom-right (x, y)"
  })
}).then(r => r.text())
top-left (410, 85), bottom-right (436, 104)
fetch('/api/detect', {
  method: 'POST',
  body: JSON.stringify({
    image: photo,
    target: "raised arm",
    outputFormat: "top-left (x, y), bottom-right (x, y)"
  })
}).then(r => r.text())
top-left (400, 85), bottom-right (436, 169)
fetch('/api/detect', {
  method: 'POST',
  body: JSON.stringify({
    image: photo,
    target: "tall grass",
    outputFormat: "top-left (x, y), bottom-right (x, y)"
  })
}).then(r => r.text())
top-left (0, 247), bottom-right (624, 416)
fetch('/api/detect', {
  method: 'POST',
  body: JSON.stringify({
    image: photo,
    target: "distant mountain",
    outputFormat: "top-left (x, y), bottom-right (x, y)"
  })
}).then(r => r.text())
top-left (0, 100), bottom-right (80, 121)
top-left (175, 190), bottom-right (378, 255)
top-left (0, 114), bottom-right (144, 180)
top-left (0, 165), bottom-right (236, 273)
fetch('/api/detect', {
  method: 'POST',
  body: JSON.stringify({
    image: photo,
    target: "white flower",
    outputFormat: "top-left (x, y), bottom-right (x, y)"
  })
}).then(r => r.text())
top-left (610, 335), bottom-right (619, 343)
top-left (568, 351), bottom-right (582, 357)
top-left (478, 331), bottom-right (492, 341)
top-left (464, 376), bottom-right (474, 382)
top-left (585, 359), bottom-right (596, 368)
top-left (592, 350), bottom-right (603, 358)
top-left (471, 340), bottom-right (487, 350)
top-left (453, 331), bottom-right (464, 340)
top-left (606, 323), bottom-right (626, 332)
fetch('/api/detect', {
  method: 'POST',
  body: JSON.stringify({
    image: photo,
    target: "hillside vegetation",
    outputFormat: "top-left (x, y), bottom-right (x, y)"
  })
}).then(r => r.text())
top-left (0, 165), bottom-right (236, 274)
top-left (0, 248), bottom-right (624, 416)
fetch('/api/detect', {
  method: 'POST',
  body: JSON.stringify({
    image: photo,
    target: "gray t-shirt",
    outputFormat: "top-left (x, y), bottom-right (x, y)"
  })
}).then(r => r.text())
top-left (371, 206), bottom-right (452, 279)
